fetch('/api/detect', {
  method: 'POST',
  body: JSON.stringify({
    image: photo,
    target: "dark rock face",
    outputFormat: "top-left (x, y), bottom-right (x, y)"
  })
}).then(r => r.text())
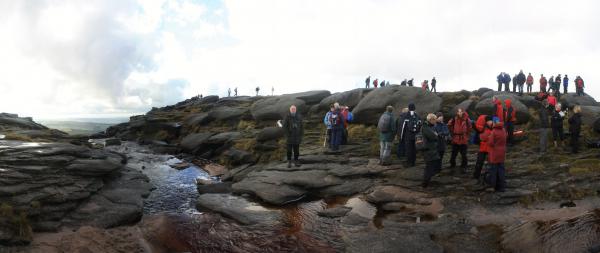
top-left (318, 88), bottom-right (372, 111)
top-left (256, 127), bottom-right (284, 142)
top-left (0, 140), bottom-right (150, 239)
top-left (0, 113), bottom-right (47, 130)
top-left (286, 90), bottom-right (331, 105)
top-left (179, 132), bottom-right (214, 153)
top-left (352, 86), bottom-right (442, 124)
top-left (251, 97), bottom-right (307, 121)
top-left (451, 99), bottom-right (476, 117)
top-left (104, 138), bottom-right (121, 146)
top-left (580, 106), bottom-right (600, 132)
top-left (560, 93), bottom-right (599, 109)
top-left (196, 194), bottom-right (282, 225)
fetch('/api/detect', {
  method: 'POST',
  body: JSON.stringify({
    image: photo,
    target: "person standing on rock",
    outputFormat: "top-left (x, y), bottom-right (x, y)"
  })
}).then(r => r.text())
top-left (422, 113), bottom-right (441, 188)
top-left (551, 103), bottom-right (565, 148)
top-left (555, 75), bottom-right (562, 96)
top-left (548, 76), bottom-right (555, 94)
top-left (272, 86), bottom-right (274, 96)
top-left (381, 80), bottom-right (386, 87)
top-left (401, 103), bottom-right (421, 167)
top-left (497, 72), bottom-right (503, 91)
top-left (568, 105), bottom-right (582, 154)
top-left (421, 80), bottom-right (429, 91)
top-left (563, 75), bottom-right (569, 94)
top-left (323, 104), bottom-right (335, 149)
top-left (448, 108), bottom-right (471, 174)
top-left (373, 78), bottom-right (379, 88)
top-left (486, 117), bottom-right (507, 192)
top-left (234, 87), bottom-right (238, 96)
top-left (228, 88), bottom-right (231, 97)
top-left (526, 73), bottom-right (534, 93)
top-left (377, 106), bottom-right (397, 165)
top-left (575, 76), bottom-right (585, 96)
top-left (408, 78), bottom-right (414, 87)
top-left (433, 112), bottom-right (450, 163)
top-left (474, 115), bottom-right (493, 183)
top-left (540, 74), bottom-right (547, 93)
top-left (365, 76), bottom-right (371, 88)
top-left (256, 86), bottom-right (260, 96)
top-left (283, 105), bottom-right (304, 168)
top-left (396, 107), bottom-right (409, 160)
top-left (539, 100), bottom-right (551, 154)
top-left (503, 72), bottom-right (511, 92)
top-left (512, 74), bottom-right (518, 93)
top-left (329, 103), bottom-right (346, 152)
top-left (431, 77), bottom-right (437, 93)
top-left (517, 70), bottom-right (526, 95)
top-left (504, 99), bottom-right (516, 146)
top-left (401, 79), bottom-right (407, 86)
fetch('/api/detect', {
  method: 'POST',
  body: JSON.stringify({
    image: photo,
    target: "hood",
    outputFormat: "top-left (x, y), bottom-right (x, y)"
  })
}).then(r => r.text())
top-left (504, 99), bottom-right (512, 108)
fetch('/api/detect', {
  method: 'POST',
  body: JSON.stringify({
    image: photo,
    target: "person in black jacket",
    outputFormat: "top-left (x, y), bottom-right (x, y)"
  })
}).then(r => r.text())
top-left (550, 103), bottom-right (565, 148)
top-left (407, 78), bottom-right (414, 87)
top-left (517, 70), bottom-right (526, 95)
top-left (422, 113), bottom-right (441, 188)
top-left (512, 74), bottom-right (518, 93)
top-left (539, 100), bottom-right (550, 153)
top-left (568, 105), bottom-right (582, 154)
top-left (401, 79), bottom-right (407, 86)
top-left (400, 103), bottom-right (421, 167)
top-left (283, 105), bottom-right (304, 168)
top-left (431, 77), bottom-right (437, 93)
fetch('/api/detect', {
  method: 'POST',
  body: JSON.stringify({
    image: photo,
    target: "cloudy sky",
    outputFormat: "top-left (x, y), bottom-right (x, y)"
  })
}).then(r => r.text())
top-left (1, 0), bottom-right (598, 119)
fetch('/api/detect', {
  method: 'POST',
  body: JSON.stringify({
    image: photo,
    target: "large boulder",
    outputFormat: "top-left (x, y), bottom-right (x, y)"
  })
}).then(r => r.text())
top-left (250, 97), bottom-right (307, 121)
top-left (285, 90), bottom-right (331, 105)
top-left (473, 87), bottom-right (493, 97)
top-left (318, 88), bottom-right (372, 111)
top-left (580, 106), bottom-right (600, 132)
top-left (475, 92), bottom-right (531, 124)
top-left (351, 86), bottom-right (442, 124)
top-left (450, 99), bottom-right (477, 117)
top-left (560, 93), bottom-right (599, 109)
top-left (256, 127), bottom-right (284, 142)
top-left (208, 107), bottom-right (247, 121)
top-left (196, 194), bottom-right (282, 225)
top-left (180, 133), bottom-right (213, 153)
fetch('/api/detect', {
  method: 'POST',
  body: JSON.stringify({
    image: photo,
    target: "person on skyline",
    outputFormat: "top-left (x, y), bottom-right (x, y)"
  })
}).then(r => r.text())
top-left (228, 88), bottom-right (231, 97)
top-left (256, 86), bottom-right (260, 96)
top-left (431, 77), bottom-right (437, 92)
top-left (234, 87), bottom-right (238, 96)
top-left (365, 76), bottom-right (371, 88)
top-left (272, 86), bottom-right (274, 96)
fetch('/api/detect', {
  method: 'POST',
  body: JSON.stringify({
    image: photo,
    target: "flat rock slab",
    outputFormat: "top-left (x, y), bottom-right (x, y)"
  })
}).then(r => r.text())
top-left (196, 194), bottom-right (282, 225)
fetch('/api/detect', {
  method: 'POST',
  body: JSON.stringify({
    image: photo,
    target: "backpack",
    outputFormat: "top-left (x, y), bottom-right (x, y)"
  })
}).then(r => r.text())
top-left (347, 112), bottom-right (353, 122)
top-left (407, 114), bottom-right (422, 133)
top-left (577, 79), bottom-right (583, 88)
top-left (377, 113), bottom-right (392, 132)
top-left (330, 111), bottom-right (343, 127)
top-left (415, 130), bottom-right (426, 151)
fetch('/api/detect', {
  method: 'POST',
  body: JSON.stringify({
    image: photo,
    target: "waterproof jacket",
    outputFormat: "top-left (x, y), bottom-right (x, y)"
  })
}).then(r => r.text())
top-left (341, 109), bottom-right (349, 128)
top-left (422, 122), bottom-right (440, 162)
top-left (283, 113), bottom-right (304, 145)
top-left (539, 107), bottom-right (550, 128)
top-left (526, 75), bottom-right (534, 85)
top-left (563, 77), bottom-right (569, 86)
top-left (487, 122), bottom-right (507, 163)
top-left (569, 113), bottom-right (582, 135)
top-left (517, 72), bottom-right (526, 85)
top-left (329, 109), bottom-right (345, 130)
top-left (323, 111), bottom-right (333, 129)
top-left (379, 112), bottom-right (396, 142)
top-left (504, 99), bottom-right (516, 123)
top-left (399, 112), bottom-right (421, 141)
top-left (475, 115), bottom-right (491, 153)
top-left (448, 113), bottom-right (472, 145)
top-left (547, 95), bottom-right (557, 107)
top-left (550, 109), bottom-right (564, 128)
top-left (540, 77), bottom-right (547, 88)
top-left (493, 99), bottom-right (504, 122)
top-left (433, 122), bottom-right (450, 152)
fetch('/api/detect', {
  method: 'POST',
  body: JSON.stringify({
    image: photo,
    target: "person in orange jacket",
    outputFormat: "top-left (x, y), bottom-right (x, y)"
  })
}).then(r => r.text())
top-left (539, 74), bottom-right (547, 93)
top-left (474, 115), bottom-right (493, 182)
top-left (492, 96), bottom-right (504, 122)
top-left (526, 73), bottom-right (534, 93)
top-left (504, 99), bottom-right (516, 146)
top-left (447, 108), bottom-right (472, 174)
top-left (486, 117), bottom-right (507, 192)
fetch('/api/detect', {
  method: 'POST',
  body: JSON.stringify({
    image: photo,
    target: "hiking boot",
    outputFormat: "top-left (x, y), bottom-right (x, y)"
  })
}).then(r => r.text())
top-left (294, 160), bottom-right (301, 167)
top-left (287, 161), bottom-right (292, 168)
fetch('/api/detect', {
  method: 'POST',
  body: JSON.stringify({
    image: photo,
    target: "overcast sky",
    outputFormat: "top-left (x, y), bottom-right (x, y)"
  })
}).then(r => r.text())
top-left (1, 0), bottom-right (598, 119)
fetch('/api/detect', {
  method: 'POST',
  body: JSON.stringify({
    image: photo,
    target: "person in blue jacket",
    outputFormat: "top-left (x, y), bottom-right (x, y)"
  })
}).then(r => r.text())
top-left (563, 75), bottom-right (569, 94)
top-left (323, 104), bottom-right (335, 148)
top-left (433, 112), bottom-right (450, 167)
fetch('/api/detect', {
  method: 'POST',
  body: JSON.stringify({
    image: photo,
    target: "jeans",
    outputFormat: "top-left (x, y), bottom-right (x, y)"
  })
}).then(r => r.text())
top-left (527, 84), bottom-right (532, 93)
top-left (326, 129), bottom-right (332, 148)
top-left (564, 85), bottom-right (568, 94)
top-left (450, 144), bottom-right (468, 168)
top-left (487, 163), bottom-right (506, 191)
top-left (473, 152), bottom-right (487, 179)
top-left (380, 141), bottom-right (392, 163)
top-left (540, 128), bottom-right (549, 153)
top-left (287, 144), bottom-right (299, 161)
top-left (331, 128), bottom-right (343, 150)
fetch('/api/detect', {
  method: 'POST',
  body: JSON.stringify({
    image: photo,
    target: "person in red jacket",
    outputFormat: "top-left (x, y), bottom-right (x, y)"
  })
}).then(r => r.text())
top-left (539, 74), bottom-right (547, 93)
top-left (492, 96), bottom-right (504, 122)
top-left (447, 108), bottom-right (472, 174)
top-left (486, 117), bottom-right (507, 192)
top-left (504, 99), bottom-right (516, 146)
top-left (474, 115), bottom-right (493, 182)
top-left (547, 93), bottom-right (557, 111)
top-left (373, 78), bottom-right (379, 88)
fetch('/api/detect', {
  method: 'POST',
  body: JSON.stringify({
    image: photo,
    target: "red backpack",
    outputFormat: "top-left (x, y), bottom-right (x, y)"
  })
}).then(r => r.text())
top-left (577, 79), bottom-right (584, 88)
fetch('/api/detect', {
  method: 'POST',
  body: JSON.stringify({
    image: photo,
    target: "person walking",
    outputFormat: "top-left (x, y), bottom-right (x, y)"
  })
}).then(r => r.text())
top-left (448, 108), bottom-right (471, 174)
top-left (234, 87), bottom-right (238, 96)
top-left (323, 104), bottom-right (335, 149)
top-left (396, 108), bottom-right (409, 160)
top-left (568, 105), bottom-right (582, 154)
top-left (256, 86), bottom-right (260, 96)
top-left (400, 103), bottom-right (421, 167)
top-left (486, 117), bottom-right (507, 192)
top-left (407, 78), bottom-right (414, 87)
top-left (329, 103), bottom-right (346, 151)
top-left (283, 105), bottom-right (304, 168)
top-left (563, 75), bottom-right (569, 94)
top-left (365, 76), bottom-right (371, 88)
top-left (504, 99), bottom-right (516, 146)
top-left (575, 76), bottom-right (585, 96)
top-left (526, 73), bottom-right (534, 93)
top-left (539, 74), bottom-right (547, 93)
top-left (422, 113), bottom-right (441, 188)
top-left (433, 112), bottom-right (450, 162)
top-left (377, 106), bottom-right (396, 165)
top-left (539, 100), bottom-right (551, 154)
top-left (551, 103), bottom-right (565, 148)
top-left (431, 77), bottom-right (437, 93)
top-left (228, 88), bottom-right (231, 97)
top-left (473, 115), bottom-right (493, 182)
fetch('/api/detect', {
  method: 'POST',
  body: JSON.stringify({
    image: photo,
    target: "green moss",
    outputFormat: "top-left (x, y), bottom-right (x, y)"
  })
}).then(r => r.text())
top-left (568, 159), bottom-right (600, 175)
top-left (233, 138), bottom-right (256, 151)
top-left (237, 120), bottom-right (256, 131)
top-left (347, 124), bottom-right (378, 141)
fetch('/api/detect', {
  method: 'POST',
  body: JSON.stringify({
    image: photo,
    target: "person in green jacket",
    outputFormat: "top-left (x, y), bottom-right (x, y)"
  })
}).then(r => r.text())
top-left (378, 106), bottom-right (397, 165)
top-left (422, 113), bottom-right (441, 188)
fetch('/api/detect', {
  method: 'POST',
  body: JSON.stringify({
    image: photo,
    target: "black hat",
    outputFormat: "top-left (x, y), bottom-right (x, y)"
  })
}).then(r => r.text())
top-left (408, 103), bottom-right (416, 111)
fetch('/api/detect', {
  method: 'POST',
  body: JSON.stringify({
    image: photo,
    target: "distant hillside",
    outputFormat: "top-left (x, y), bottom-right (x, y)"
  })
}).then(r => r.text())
top-left (38, 119), bottom-right (125, 135)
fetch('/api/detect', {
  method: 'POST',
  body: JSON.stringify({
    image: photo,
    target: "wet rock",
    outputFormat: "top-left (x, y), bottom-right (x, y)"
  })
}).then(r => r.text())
top-left (317, 206), bottom-right (352, 218)
top-left (196, 194), bottom-right (282, 225)
top-left (341, 197), bottom-right (377, 226)
top-left (221, 164), bottom-right (253, 182)
top-left (232, 179), bottom-right (307, 205)
top-left (256, 127), bottom-right (285, 142)
top-left (201, 163), bottom-right (228, 177)
top-left (197, 182), bottom-right (233, 194)
top-left (321, 178), bottom-right (374, 197)
top-left (352, 86), bottom-right (442, 124)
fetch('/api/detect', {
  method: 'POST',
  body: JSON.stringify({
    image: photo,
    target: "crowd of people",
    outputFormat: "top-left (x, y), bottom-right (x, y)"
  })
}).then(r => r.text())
top-left (365, 76), bottom-right (438, 92)
top-left (497, 71), bottom-right (586, 97)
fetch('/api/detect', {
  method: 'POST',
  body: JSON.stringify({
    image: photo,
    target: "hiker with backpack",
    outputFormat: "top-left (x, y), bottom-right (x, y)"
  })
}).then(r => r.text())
top-left (473, 115), bottom-right (493, 182)
top-left (329, 103), bottom-right (346, 151)
top-left (503, 72), bottom-right (511, 92)
top-left (431, 77), bottom-right (437, 93)
top-left (540, 74), bottom-right (547, 93)
top-left (422, 113), bottom-right (442, 188)
top-left (485, 117), bottom-right (507, 192)
top-left (433, 112), bottom-right (450, 162)
top-left (526, 73), bottom-right (534, 93)
top-left (447, 108), bottom-right (472, 174)
top-left (563, 75), bottom-right (569, 94)
top-left (400, 103), bottom-right (422, 167)
top-left (575, 76), bottom-right (585, 96)
top-left (517, 70), bottom-right (526, 95)
top-left (551, 103), bottom-right (565, 148)
top-left (396, 107), bottom-right (409, 160)
top-left (568, 105), bottom-right (582, 154)
top-left (504, 99), bottom-right (516, 146)
top-left (283, 105), bottom-right (304, 168)
top-left (378, 106), bottom-right (397, 165)
top-left (547, 93), bottom-right (557, 112)
top-left (365, 76), bottom-right (371, 88)
top-left (539, 100), bottom-right (551, 154)
top-left (401, 79), bottom-right (407, 86)
top-left (323, 104), bottom-right (335, 148)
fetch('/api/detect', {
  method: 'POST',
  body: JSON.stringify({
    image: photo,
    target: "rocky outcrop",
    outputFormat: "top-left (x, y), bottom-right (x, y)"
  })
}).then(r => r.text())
top-left (250, 97), bottom-right (307, 121)
top-left (352, 86), bottom-right (443, 124)
top-left (580, 106), bottom-right (600, 132)
top-left (559, 93), bottom-right (599, 108)
top-left (0, 113), bottom-right (47, 130)
top-left (318, 88), bottom-right (372, 110)
top-left (196, 194), bottom-right (282, 225)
